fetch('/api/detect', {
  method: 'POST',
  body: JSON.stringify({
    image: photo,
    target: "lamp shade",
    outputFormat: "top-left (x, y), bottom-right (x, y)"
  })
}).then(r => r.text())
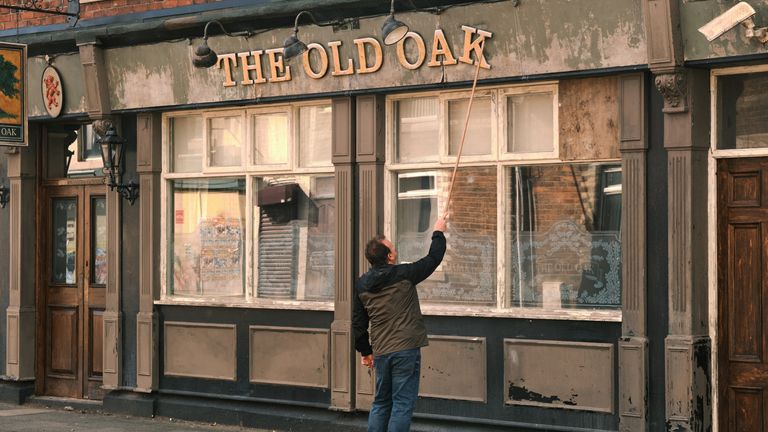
top-left (99, 126), bottom-right (125, 174)
top-left (382, 14), bottom-right (409, 45)
top-left (283, 33), bottom-right (308, 61)
top-left (192, 40), bottom-right (219, 68)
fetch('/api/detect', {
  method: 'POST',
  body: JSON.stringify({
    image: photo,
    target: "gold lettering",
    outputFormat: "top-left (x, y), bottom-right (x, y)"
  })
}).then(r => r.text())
top-left (353, 37), bottom-right (382, 74)
top-left (302, 43), bottom-right (329, 79)
top-left (238, 50), bottom-right (267, 85)
top-left (427, 29), bottom-right (457, 67)
top-left (266, 48), bottom-right (291, 82)
top-left (458, 25), bottom-right (492, 69)
top-left (328, 41), bottom-right (354, 76)
top-left (396, 32), bottom-right (426, 70)
top-left (216, 53), bottom-right (238, 87)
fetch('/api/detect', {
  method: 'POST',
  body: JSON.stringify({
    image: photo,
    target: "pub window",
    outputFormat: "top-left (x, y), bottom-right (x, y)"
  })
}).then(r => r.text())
top-left (164, 101), bottom-right (334, 305)
top-left (387, 83), bottom-right (621, 316)
top-left (716, 70), bottom-right (768, 150)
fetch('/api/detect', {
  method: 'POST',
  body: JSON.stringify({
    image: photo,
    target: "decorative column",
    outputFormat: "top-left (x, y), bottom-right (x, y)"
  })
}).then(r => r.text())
top-left (618, 73), bottom-right (648, 432)
top-left (80, 42), bottom-right (121, 389)
top-left (354, 95), bottom-right (385, 410)
top-left (135, 113), bottom-right (162, 392)
top-left (330, 97), bottom-right (357, 411)
top-left (657, 68), bottom-right (711, 432)
top-left (5, 141), bottom-right (37, 382)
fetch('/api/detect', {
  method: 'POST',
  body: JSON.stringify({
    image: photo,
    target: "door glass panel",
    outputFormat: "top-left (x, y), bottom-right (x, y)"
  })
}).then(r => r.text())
top-left (51, 198), bottom-right (77, 284)
top-left (91, 197), bottom-right (107, 285)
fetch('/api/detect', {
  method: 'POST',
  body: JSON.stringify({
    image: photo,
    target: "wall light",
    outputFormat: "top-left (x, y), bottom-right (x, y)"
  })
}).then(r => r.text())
top-left (98, 125), bottom-right (139, 205)
top-left (382, 0), bottom-right (409, 45)
top-left (192, 20), bottom-right (252, 68)
top-left (283, 11), bottom-right (319, 61)
top-left (0, 182), bottom-right (8, 209)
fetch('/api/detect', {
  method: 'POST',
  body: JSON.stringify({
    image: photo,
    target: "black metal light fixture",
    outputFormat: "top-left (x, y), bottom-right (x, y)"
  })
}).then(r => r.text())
top-left (0, 182), bottom-right (9, 209)
top-left (382, 0), bottom-right (409, 45)
top-left (98, 125), bottom-right (139, 205)
top-left (283, 11), bottom-right (319, 61)
top-left (192, 20), bottom-right (251, 68)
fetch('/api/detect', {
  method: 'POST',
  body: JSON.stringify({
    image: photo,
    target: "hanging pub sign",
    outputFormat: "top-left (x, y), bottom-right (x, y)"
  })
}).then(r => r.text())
top-left (0, 42), bottom-right (26, 146)
top-left (42, 64), bottom-right (63, 118)
top-left (214, 25), bottom-right (492, 88)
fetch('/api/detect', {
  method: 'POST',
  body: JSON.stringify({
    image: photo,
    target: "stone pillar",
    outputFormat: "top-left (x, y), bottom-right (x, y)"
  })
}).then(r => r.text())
top-left (5, 141), bottom-right (37, 382)
top-left (330, 97), bottom-right (357, 411)
top-left (135, 113), bottom-right (161, 392)
top-left (618, 73), bottom-right (648, 432)
top-left (657, 68), bottom-right (711, 432)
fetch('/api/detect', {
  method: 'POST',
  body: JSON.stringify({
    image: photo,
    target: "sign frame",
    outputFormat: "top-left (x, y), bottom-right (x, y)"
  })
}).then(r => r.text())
top-left (0, 42), bottom-right (27, 147)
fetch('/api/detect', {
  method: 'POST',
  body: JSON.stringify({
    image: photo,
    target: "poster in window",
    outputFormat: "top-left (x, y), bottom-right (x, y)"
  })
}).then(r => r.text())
top-left (199, 216), bottom-right (243, 294)
top-left (0, 43), bottom-right (26, 146)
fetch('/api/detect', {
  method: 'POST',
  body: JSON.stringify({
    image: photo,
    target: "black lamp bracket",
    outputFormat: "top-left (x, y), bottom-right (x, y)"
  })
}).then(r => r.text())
top-left (0, 0), bottom-right (80, 26)
top-left (202, 20), bottom-right (253, 41)
top-left (108, 178), bottom-right (140, 206)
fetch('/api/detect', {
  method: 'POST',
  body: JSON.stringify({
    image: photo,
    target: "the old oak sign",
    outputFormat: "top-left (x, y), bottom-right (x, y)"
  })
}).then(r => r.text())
top-left (0, 42), bottom-right (26, 147)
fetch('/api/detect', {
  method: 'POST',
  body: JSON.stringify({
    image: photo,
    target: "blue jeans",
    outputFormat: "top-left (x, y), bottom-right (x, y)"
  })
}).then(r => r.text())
top-left (368, 348), bottom-right (421, 432)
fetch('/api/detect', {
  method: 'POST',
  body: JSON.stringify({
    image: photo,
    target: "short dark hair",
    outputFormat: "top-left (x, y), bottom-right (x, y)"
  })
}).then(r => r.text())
top-left (365, 235), bottom-right (389, 266)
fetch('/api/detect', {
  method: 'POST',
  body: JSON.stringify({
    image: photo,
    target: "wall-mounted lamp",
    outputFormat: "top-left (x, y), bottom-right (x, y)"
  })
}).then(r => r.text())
top-left (283, 11), bottom-right (319, 61)
top-left (698, 1), bottom-right (768, 44)
top-left (98, 125), bottom-right (140, 206)
top-left (0, 183), bottom-right (8, 209)
top-left (382, 0), bottom-right (409, 45)
top-left (192, 20), bottom-right (252, 68)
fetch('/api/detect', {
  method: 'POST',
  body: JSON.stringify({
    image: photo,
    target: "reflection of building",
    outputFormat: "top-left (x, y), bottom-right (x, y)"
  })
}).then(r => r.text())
top-left (1, 1), bottom-right (768, 431)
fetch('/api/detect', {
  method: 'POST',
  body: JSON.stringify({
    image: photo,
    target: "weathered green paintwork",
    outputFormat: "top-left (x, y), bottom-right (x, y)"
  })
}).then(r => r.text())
top-left (683, 0), bottom-right (768, 60)
top-left (27, 53), bottom-right (87, 118)
top-left (101, 0), bottom-right (646, 111)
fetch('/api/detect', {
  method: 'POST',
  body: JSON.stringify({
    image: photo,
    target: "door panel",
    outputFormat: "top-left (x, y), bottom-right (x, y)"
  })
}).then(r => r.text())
top-left (718, 157), bottom-right (768, 431)
top-left (41, 186), bottom-right (106, 399)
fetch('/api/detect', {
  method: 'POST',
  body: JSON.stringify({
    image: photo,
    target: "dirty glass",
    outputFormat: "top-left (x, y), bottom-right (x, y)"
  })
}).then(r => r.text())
top-left (507, 92), bottom-right (554, 154)
top-left (208, 116), bottom-right (242, 168)
top-left (394, 167), bottom-right (497, 305)
top-left (298, 105), bottom-right (332, 168)
top-left (718, 71), bottom-right (768, 150)
top-left (171, 116), bottom-right (203, 173)
top-left (51, 198), bottom-right (77, 285)
top-left (169, 178), bottom-right (246, 297)
top-left (254, 175), bottom-right (335, 301)
top-left (506, 163), bottom-right (621, 310)
top-left (91, 197), bottom-right (107, 285)
top-left (448, 97), bottom-right (492, 156)
top-left (395, 97), bottom-right (439, 163)
top-left (252, 112), bottom-right (289, 165)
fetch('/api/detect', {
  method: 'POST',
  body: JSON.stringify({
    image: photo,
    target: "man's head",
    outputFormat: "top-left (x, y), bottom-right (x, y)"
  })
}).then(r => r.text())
top-left (365, 235), bottom-right (397, 266)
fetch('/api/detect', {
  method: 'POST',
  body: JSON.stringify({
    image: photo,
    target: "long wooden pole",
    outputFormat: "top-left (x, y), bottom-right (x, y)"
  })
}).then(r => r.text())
top-left (443, 43), bottom-right (485, 219)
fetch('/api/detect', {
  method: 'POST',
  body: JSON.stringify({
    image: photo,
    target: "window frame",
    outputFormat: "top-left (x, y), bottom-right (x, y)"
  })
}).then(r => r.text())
top-left (203, 109), bottom-right (247, 173)
top-left (385, 84), bottom-right (621, 322)
top-left (711, 64), bottom-right (768, 159)
top-left (160, 101), bottom-right (335, 310)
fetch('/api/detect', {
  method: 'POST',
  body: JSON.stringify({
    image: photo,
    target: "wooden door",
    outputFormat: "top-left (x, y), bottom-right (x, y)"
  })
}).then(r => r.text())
top-left (718, 157), bottom-right (768, 431)
top-left (40, 185), bottom-right (107, 399)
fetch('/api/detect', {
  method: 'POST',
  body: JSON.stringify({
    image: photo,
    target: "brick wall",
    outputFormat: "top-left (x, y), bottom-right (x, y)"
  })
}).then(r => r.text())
top-left (0, 0), bottom-right (221, 30)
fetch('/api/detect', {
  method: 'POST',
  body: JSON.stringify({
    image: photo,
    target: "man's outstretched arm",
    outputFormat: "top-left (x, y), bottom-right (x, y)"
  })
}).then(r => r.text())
top-left (401, 218), bottom-right (447, 285)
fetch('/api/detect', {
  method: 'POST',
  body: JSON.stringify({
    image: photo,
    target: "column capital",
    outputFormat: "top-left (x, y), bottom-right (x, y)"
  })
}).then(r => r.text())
top-left (654, 70), bottom-right (687, 113)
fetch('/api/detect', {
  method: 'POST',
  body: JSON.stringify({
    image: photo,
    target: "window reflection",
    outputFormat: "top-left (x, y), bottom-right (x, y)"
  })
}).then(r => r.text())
top-left (52, 198), bottom-right (77, 284)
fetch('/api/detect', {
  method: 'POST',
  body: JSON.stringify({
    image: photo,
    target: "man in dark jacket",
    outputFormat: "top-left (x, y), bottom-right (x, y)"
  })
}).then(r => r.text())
top-left (353, 218), bottom-right (447, 432)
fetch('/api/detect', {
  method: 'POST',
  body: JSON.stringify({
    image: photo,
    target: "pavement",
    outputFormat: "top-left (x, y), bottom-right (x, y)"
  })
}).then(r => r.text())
top-left (0, 401), bottom-right (282, 432)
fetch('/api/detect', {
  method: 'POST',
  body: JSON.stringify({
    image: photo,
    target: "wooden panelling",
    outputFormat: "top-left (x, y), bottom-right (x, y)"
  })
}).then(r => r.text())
top-left (249, 326), bottom-right (329, 388)
top-left (420, 336), bottom-right (486, 402)
top-left (731, 172), bottom-right (761, 207)
top-left (728, 223), bottom-right (762, 362)
top-left (731, 387), bottom-right (762, 431)
top-left (89, 310), bottom-right (104, 377)
top-left (48, 308), bottom-right (77, 376)
top-left (559, 76), bottom-right (620, 161)
top-left (164, 322), bottom-right (236, 381)
top-left (504, 339), bottom-right (614, 413)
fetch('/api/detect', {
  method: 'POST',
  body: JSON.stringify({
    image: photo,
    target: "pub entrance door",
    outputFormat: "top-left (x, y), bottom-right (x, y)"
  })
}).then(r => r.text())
top-left (718, 157), bottom-right (768, 431)
top-left (38, 185), bottom-right (107, 399)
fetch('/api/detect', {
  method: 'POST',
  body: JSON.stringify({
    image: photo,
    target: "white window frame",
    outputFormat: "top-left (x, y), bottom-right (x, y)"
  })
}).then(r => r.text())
top-left (203, 110), bottom-right (246, 173)
top-left (159, 101), bottom-right (335, 311)
top-left (385, 83), bottom-right (622, 322)
top-left (295, 102), bottom-right (335, 172)
top-left (440, 89), bottom-right (498, 164)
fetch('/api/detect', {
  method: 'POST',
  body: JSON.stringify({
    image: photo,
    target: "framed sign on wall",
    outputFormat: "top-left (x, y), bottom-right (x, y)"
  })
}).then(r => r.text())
top-left (0, 42), bottom-right (27, 146)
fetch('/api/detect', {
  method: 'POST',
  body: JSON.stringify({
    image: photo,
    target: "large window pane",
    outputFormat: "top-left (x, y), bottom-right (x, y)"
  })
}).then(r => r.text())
top-left (395, 167), bottom-right (497, 305)
top-left (507, 92), bottom-right (554, 153)
top-left (254, 175), bottom-right (335, 301)
top-left (208, 116), bottom-right (242, 167)
top-left (506, 164), bottom-right (621, 310)
top-left (299, 105), bottom-right (332, 168)
top-left (171, 116), bottom-right (203, 173)
top-left (448, 97), bottom-right (492, 156)
top-left (395, 98), bottom-right (439, 163)
top-left (252, 113), bottom-right (289, 165)
top-left (91, 197), bottom-right (107, 285)
top-left (170, 178), bottom-right (246, 297)
top-left (718, 72), bottom-right (768, 149)
top-left (51, 198), bottom-right (77, 285)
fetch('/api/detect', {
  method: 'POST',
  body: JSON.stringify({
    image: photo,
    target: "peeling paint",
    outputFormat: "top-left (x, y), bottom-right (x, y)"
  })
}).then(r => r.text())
top-left (508, 382), bottom-right (578, 406)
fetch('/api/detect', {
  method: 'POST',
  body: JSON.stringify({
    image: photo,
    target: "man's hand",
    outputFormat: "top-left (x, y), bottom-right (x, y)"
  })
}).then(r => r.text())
top-left (434, 217), bottom-right (447, 233)
top-left (361, 354), bottom-right (374, 369)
